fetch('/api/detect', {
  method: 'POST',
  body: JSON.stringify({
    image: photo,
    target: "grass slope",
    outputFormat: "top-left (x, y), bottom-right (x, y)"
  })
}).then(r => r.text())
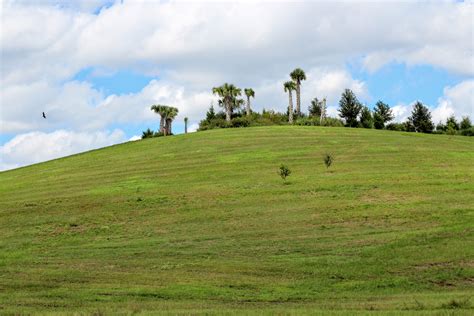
top-left (0, 126), bottom-right (473, 314)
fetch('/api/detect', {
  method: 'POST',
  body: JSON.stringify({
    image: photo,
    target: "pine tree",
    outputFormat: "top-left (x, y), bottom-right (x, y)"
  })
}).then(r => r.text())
top-left (360, 106), bottom-right (374, 128)
top-left (407, 101), bottom-right (434, 133)
top-left (338, 89), bottom-right (362, 127)
top-left (373, 101), bottom-right (394, 129)
top-left (308, 98), bottom-right (322, 117)
top-left (206, 104), bottom-right (216, 121)
top-left (460, 116), bottom-right (472, 130)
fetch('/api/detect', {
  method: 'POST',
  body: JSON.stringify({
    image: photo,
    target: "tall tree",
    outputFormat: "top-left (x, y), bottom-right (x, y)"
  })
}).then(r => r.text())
top-left (206, 104), bottom-right (216, 121)
top-left (284, 81), bottom-right (296, 124)
top-left (460, 116), bottom-right (472, 130)
top-left (407, 101), bottom-right (433, 133)
top-left (163, 106), bottom-right (179, 136)
top-left (320, 98), bottom-right (327, 124)
top-left (373, 101), bottom-right (394, 129)
top-left (184, 117), bottom-right (188, 134)
top-left (290, 68), bottom-right (306, 116)
top-left (445, 115), bottom-right (459, 130)
top-left (151, 104), bottom-right (167, 133)
top-left (360, 106), bottom-right (374, 128)
top-left (308, 98), bottom-right (322, 118)
top-left (212, 83), bottom-right (242, 122)
top-left (338, 89), bottom-right (362, 127)
top-left (244, 88), bottom-right (255, 116)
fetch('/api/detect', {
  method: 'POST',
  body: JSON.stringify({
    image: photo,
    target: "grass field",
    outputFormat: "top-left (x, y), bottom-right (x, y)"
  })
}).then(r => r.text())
top-left (0, 126), bottom-right (473, 314)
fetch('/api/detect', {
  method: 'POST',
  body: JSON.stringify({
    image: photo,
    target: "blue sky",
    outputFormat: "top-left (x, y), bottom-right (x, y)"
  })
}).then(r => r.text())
top-left (1, 0), bottom-right (473, 170)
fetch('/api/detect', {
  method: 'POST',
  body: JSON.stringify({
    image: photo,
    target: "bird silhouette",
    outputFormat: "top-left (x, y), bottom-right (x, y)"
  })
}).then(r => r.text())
top-left (42, 112), bottom-right (46, 119)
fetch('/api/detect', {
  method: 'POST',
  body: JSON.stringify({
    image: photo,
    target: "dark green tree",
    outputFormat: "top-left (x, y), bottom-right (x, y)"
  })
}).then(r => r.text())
top-left (308, 98), bottom-right (322, 117)
top-left (446, 115), bottom-right (459, 130)
top-left (359, 106), bottom-right (374, 128)
top-left (373, 101), bottom-right (394, 129)
top-left (206, 104), bottom-right (216, 121)
top-left (338, 89), bottom-right (362, 127)
top-left (407, 101), bottom-right (434, 133)
top-left (141, 128), bottom-right (155, 139)
top-left (278, 164), bottom-right (291, 182)
top-left (460, 116), bottom-right (472, 130)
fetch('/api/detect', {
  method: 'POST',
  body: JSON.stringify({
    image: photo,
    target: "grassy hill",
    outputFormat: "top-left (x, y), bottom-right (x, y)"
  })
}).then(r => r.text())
top-left (0, 126), bottom-right (473, 314)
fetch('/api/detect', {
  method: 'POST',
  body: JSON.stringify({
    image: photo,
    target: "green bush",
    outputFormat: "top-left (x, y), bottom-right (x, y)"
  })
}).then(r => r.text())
top-left (278, 164), bottom-right (291, 182)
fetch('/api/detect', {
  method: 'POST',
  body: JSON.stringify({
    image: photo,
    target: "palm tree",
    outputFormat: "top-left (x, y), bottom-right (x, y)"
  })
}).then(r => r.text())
top-left (284, 81), bottom-right (296, 124)
top-left (184, 117), bottom-right (188, 134)
top-left (290, 68), bottom-right (306, 116)
top-left (164, 106), bottom-right (179, 135)
top-left (150, 104), bottom-right (166, 133)
top-left (212, 83), bottom-right (242, 122)
top-left (244, 88), bottom-right (255, 116)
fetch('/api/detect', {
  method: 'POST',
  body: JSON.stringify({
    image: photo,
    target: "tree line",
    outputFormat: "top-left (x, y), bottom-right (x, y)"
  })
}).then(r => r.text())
top-left (199, 68), bottom-right (473, 136)
top-left (143, 67), bottom-right (473, 138)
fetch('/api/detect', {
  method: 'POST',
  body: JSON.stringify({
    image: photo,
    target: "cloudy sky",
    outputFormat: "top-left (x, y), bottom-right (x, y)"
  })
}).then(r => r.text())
top-left (1, 0), bottom-right (473, 171)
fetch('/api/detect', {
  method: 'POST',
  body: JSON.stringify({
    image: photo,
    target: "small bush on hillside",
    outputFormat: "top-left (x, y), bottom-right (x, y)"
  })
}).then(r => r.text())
top-left (460, 127), bottom-right (474, 136)
top-left (323, 153), bottom-right (334, 169)
top-left (231, 117), bottom-right (252, 127)
top-left (386, 123), bottom-right (406, 131)
top-left (141, 129), bottom-right (164, 139)
top-left (278, 164), bottom-right (291, 182)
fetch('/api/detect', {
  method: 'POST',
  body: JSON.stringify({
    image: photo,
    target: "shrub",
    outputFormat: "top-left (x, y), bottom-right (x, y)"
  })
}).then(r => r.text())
top-left (278, 164), bottom-right (291, 182)
top-left (323, 153), bottom-right (334, 169)
top-left (386, 123), bottom-right (406, 131)
top-left (231, 117), bottom-right (251, 127)
top-left (460, 127), bottom-right (474, 136)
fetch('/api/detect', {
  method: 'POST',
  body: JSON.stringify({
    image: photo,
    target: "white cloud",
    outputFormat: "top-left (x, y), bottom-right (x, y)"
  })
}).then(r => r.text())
top-left (0, 129), bottom-right (126, 171)
top-left (434, 80), bottom-right (474, 121)
top-left (0, 79), bottom-right (213, 134)
top-left (389, 80), bottom-right (474, 124)
top-left (128, 135), bottom-right (141, 141)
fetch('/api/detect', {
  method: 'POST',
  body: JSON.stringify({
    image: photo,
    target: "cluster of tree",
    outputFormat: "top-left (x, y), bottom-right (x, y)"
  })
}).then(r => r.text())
top-left (211, 83), bottom-right (256, 122)
top-left (142, 105), bottom-right (179, 139)
top-left (145, 67), bottom-right (472, 138)
top-left (435, 116), bottom-right (473, 136)
top-left (337, 89), bottom-right (473, 135)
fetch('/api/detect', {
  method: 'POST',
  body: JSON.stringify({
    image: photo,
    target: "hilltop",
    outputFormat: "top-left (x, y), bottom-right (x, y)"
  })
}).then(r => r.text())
top-left (0, 126), bottom-right (473, 314)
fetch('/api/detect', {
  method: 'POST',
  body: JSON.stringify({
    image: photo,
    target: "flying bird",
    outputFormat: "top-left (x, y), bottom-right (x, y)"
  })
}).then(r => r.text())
top-left (42, 112), bottom-right (46, 119)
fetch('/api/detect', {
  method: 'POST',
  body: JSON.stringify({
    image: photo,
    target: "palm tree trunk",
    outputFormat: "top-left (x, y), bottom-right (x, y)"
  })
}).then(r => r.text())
top-left (246, 96), bottom-right (251, 116)
top-left (166, 119), bottom-right (172, 135)
top-left (296, 83), bottom-right (301, 116)
top-left (288, 91), bottom-right (294, 124)
top-left (159, 116), bottom-right (165, 134)
top-left (185, 121), bottom-right (187, 134)
top-left (225, 100), bottom-right (231, 122)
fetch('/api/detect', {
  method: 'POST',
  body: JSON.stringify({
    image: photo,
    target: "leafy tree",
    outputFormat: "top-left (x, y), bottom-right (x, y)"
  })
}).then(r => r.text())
top-left (323, 153), bottom-right (334, 169)
top-left (308, 98), bottom-right (322, 118)
top-left (290, 68), bottom-right (306, 116)
top-left (338, 89), bottom-right (362, 127)
top-left (212, 83), bottom-right (242, 122)
top-left (446, 115), bottom-right (459, 130)
top-left (359, 106), bottom-right (374, 128)
top-left (407, 101), bottom-right (433, 133)
top-left (436, 121), bottom-right (446, 132)
top-left (184, 117), bottom-right (188, 134)
top-left (206, 104), bottom-right (216, 121)
top-left (373, 101), bottom-right (394, 129)
top-left (278, 164), bottom-right (291, 182)
top-left (244, 88), bottom-right (255, 116)
top-left (284, 81), bottom-right (297, 124)
top-left (460, 116), bottom-right (472, 130)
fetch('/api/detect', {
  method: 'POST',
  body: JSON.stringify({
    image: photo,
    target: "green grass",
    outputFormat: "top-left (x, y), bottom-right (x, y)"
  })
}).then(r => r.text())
top-left (0, 126), bottom-right (473, 314)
